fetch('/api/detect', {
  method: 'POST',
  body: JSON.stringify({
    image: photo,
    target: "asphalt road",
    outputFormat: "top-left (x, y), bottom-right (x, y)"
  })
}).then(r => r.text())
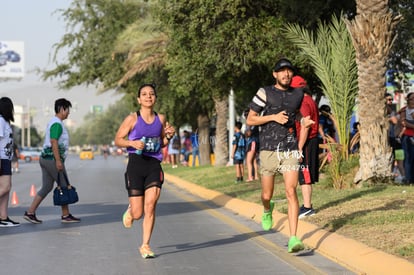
top-left (1, 155), bottom-right (354, 275)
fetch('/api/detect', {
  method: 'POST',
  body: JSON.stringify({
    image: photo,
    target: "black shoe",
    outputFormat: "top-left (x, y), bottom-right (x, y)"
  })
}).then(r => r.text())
top-left (61, 214), bottom-right (81, 223)
top-left (23, 211), bottom-right (42, 224)
top-left (0, 217), bottom-right (20, 227)
top-left (298, 205), bottom-right (315, 219)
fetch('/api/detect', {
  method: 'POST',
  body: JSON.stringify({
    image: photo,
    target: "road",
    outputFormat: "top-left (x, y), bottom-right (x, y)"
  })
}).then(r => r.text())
top-left (1, 155), bottom-right (354, 275)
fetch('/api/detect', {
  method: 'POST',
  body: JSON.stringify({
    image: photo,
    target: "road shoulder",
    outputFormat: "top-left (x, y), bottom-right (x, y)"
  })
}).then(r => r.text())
top-left (165, 173), bottom-right (414, 275)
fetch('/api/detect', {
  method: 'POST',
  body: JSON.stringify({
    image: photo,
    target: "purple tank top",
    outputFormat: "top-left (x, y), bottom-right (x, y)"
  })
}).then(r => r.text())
top-left (127, 112), bottom-right (163, 161)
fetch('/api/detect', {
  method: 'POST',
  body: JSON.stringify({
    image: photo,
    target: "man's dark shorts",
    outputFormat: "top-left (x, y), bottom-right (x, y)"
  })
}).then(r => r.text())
top-left (0, 159), bottom-right (12, 175)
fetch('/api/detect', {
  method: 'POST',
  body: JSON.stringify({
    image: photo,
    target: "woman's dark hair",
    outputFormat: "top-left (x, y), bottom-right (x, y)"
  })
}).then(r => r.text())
top-left (54, 98), bottom-right (72, 114)
top-left (235, 121), bottom-right (243, 130)
top-left (243, 108), bottom-right (250, 118)
top-left (137, 83), bottom-right (157, 97)
top-left (319, 104), bottom-right (331, 114)
top-left (0, 97), bottom-right (14, 123)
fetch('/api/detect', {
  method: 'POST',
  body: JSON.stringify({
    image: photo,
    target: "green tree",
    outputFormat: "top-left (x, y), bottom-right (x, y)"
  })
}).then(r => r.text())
top-left (278, 0), bottom-right (356, 28)
top-left (156, 0), bottom-right (290, 166)
top-left (111, 6), bottom-right (214, 165)
top-left (42, 0), bottom-right (145, 93)
top-left (388, 0), bottom-right (414, 71)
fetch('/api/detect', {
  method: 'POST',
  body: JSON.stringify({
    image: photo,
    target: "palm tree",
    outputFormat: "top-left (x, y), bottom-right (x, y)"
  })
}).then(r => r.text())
top-left (113, 15), bottom-right (215, 166)
top-left (285, 14), bottom-right (358, 160)
top-left (344, 0), bottom-right (402, 183)
top-left (113, 19), bottom-right (167, 86)
top-left (213, 97), bottom-right (229, 166)
top-left (285, 15), bottom-right (359, 188)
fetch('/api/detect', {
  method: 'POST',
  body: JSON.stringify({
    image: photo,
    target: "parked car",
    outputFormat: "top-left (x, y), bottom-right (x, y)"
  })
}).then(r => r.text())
top-left (19, 147), bottom-right (42, 162)
top-left (3, 50), bottom-right (21, 62)
top-left (80, 148), bottom-right (94, 160)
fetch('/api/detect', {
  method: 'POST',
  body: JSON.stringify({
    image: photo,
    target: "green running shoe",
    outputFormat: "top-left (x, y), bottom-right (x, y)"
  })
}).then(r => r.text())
top-left (122, 205), bottom-right (133, 228)
top-left (288, 236), bottom-right (305, 253)
top-left (261, 200), bottom-right (274, 231)
top-left (140, 245), bottom-right (155, 259)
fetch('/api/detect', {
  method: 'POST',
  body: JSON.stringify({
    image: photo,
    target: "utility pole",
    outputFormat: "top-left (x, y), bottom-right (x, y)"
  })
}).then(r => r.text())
top-left (27, 99), bottom-right (31, 147)
top-left (21, 112), bottom-right (25, 148)
top-left (228, 88), bottom-right (235, 164)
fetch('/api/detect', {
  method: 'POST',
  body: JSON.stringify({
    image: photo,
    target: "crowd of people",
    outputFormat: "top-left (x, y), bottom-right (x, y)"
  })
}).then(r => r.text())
top-left (161, 129), bottom-right (201, 168)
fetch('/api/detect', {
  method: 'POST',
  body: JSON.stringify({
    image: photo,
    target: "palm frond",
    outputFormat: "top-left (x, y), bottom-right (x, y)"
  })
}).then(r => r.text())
top-left (113, 16), bottom-right (169, 86)
top-left (284, 13), bottom-right (358, 159)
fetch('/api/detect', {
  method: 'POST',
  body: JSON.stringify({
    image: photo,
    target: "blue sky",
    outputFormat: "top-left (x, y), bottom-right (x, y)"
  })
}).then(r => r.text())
top-left (0, 1), bottom-right (120, 131)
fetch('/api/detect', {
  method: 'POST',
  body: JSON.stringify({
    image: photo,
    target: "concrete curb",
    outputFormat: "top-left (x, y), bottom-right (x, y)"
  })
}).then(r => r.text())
top-left (165, 173), bottom-right (414, 275)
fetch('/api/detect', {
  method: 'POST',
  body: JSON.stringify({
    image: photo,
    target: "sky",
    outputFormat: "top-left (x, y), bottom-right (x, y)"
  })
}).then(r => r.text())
top-left (0, 0), bottom-right (121, 131)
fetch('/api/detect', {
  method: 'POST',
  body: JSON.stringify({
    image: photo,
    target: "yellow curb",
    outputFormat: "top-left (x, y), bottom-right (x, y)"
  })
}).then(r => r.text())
top-left (165, 173), bottom-right (414, 275)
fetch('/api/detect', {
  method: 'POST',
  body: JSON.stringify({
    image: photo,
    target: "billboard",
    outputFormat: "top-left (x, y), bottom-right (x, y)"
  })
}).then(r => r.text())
top-left (0, 41), bottom-right (24, 79)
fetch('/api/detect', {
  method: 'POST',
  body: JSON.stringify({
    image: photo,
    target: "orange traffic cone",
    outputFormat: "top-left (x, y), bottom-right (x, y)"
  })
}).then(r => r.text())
top-left (11, 191), bottom-right (19, 206)
top-left (30, 184), bottom-right (36, 197)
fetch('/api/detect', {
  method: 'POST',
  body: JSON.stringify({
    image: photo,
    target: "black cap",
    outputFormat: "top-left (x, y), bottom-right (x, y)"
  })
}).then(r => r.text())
top-left (273, 58), bottom-right (294, 72)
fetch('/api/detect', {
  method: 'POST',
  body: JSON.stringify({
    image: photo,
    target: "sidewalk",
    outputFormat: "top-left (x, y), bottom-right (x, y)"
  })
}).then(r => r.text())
top-left (165, 173), bottom-right (414, 275)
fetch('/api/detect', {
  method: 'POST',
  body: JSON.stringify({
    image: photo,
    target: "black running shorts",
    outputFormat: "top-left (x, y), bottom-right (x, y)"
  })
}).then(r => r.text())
top-left (125, 153), bottom-right (164, 197)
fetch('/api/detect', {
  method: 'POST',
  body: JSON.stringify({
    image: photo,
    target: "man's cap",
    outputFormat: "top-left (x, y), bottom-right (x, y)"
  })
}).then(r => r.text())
top-left (291, 75), bottom-right (307, 88)
top-left (407, 91), bottom-right (414, 99)
top-left (273, 58), bottom-right (295, 72)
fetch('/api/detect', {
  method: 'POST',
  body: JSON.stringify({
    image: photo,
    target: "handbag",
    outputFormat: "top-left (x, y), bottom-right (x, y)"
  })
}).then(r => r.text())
top-left (53, 172), bottom-right (79, 206)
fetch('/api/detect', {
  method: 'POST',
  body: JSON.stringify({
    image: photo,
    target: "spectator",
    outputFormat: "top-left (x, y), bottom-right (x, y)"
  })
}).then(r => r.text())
top-left (180, 131), bottom-right (192, 166)
top-left (168, 133), bottom-right (180, 168)
top-left (0, 97), bottom-right (20, 227)
top-left (24, 98), bottom-right (80, 224)
top-left (400, 92), bottom-right (414, 184)
top-left (385, 93), bottom-right (405, 183)
top-left (245, 126), bottom-right (259, 182)
top-left (319, 104), bottom-right (336, 142)
top-left (292, 76), bottom-right (319, 219)
top-left (231, 122), bottom-right (246, 183)
top-left (11, 142), bottom-right (20, 173)
top-left (102, 144), bottom-right (110, 160)
top-left (190, 130), bottom-right (200, 167)
top-left (162, 145), bottom-right (169, 164)
top-left (350, 122), bottom-right (360, 154)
